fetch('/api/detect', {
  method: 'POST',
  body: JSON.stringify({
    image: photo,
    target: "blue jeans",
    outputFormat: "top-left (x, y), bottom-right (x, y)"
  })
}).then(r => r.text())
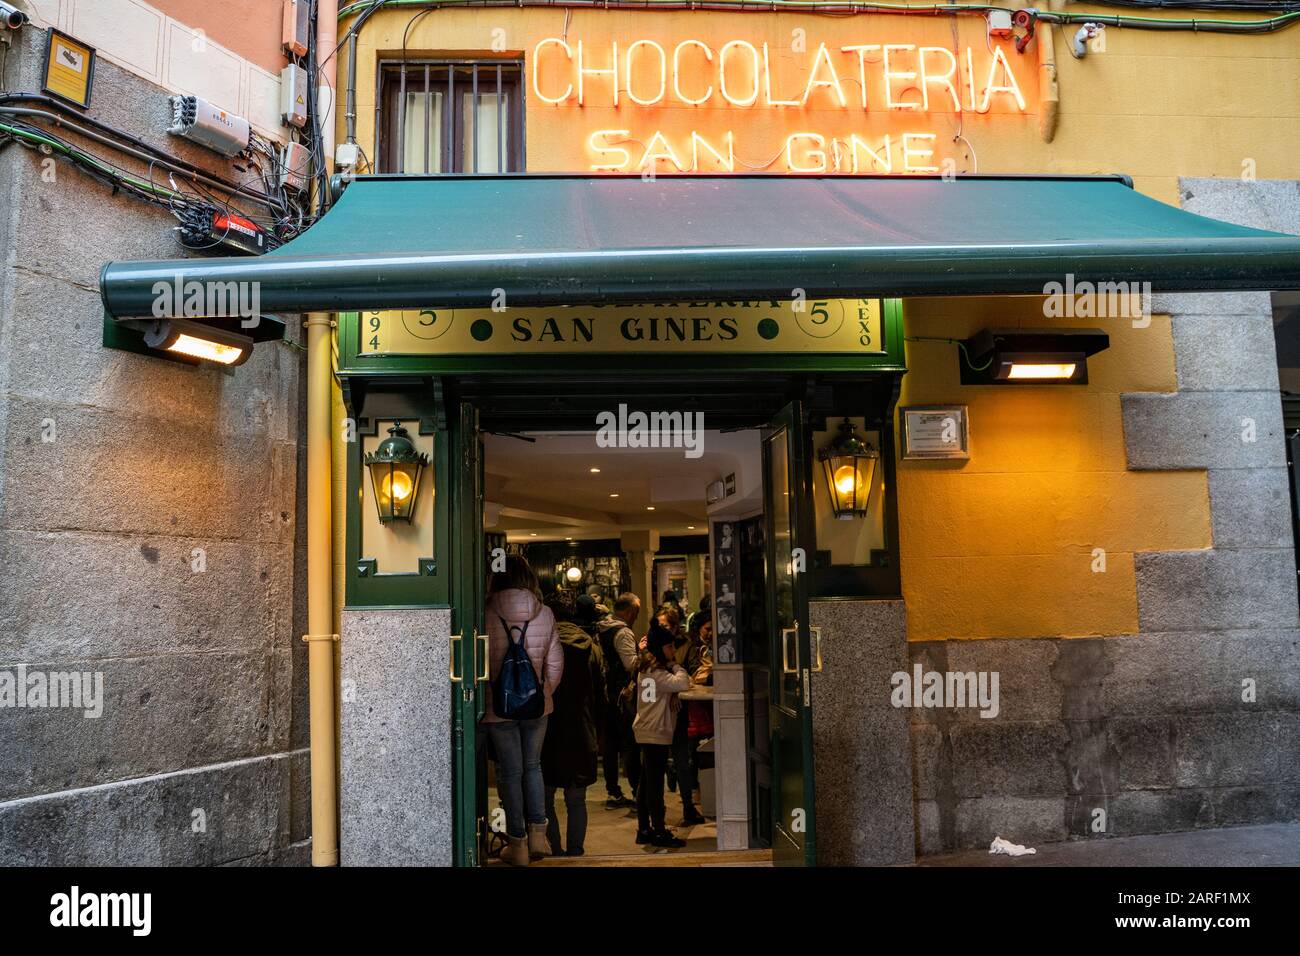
top-left (486, 716), bottom-right (549, 839)
top-left (545, 784), bottom-right (589, 856)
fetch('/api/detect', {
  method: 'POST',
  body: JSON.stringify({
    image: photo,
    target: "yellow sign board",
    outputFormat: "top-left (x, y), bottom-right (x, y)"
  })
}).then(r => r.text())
top-left (360, 299), bottom-right (884, 356)
top-left (43, 30), bottom-right (96, 109)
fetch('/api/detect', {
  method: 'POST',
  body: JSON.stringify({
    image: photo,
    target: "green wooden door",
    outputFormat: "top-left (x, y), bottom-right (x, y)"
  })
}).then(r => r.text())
top-left (451, 399), bottom-right (486, 867)
top-left (763, 401), bottom-right (818, 866)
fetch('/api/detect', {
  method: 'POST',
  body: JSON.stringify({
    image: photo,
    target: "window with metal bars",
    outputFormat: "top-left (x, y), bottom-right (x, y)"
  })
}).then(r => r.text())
top-left (377, 61), bottom-right (524, 174)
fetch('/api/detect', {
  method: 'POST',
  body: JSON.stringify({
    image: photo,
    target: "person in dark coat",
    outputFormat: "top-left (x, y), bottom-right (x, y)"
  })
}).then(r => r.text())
top-left (540, 592), bottom-right (606, 856)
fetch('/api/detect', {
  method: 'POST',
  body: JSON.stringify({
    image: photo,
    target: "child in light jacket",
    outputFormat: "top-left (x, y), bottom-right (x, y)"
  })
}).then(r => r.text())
top-left (633, 617), bottom-right (692, 848)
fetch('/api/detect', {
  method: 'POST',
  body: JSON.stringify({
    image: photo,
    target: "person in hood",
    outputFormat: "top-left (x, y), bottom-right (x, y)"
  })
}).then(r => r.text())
top-left (633, 617), bottom-right (692, 849)
top-left (483, 555), bottom-right (563, 866)
top-left (540, 593), bottom-right (606, 856)
top-left (593, 592), bottom-right (642, 809)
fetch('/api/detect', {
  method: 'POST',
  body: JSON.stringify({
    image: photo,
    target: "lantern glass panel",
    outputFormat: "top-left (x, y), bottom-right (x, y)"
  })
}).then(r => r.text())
top-left (365, 423), bottom-right (428, 525)
top-left (819, 421), bottom-right (880, 520)
top-left (370, 459), bottom-right (424, 522)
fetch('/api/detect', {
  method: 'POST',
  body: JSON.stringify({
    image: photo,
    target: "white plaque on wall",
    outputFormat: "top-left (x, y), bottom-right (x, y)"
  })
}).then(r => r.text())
top-left (900, 405), bottom-right (970, 460)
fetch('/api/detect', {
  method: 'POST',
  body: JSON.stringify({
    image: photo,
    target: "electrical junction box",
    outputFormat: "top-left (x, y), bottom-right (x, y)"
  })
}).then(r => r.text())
top-left (335, 141), bottom-right (360, 169)
top-left (167, 95), bottom-right (250, 157)
top-left (281, 63), bottom-right (308, 128)
top-left (282, 0), bottom-right (309, 58)
top-left (986, 9), bottom-right (1014, 38)
top-left (280, 141), bottom-right (311, 193)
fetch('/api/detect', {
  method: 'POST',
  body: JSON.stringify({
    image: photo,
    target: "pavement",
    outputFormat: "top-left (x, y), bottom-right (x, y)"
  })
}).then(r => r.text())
top-left (916, 823), bottom-right (1300, 867)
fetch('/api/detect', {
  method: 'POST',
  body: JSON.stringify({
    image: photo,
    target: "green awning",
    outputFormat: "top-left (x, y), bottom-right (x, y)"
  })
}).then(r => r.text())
top-left (100, 174), bottom-right (1300, 318)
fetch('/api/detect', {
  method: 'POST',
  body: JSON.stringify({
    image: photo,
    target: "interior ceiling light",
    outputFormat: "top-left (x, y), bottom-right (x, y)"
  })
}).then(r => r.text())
top-left (959, 327), bottom-right (1109, 385)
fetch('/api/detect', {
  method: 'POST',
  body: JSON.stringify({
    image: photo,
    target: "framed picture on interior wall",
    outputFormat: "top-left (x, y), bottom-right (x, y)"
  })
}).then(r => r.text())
top-left (715, 607), bottom-right (738, 662)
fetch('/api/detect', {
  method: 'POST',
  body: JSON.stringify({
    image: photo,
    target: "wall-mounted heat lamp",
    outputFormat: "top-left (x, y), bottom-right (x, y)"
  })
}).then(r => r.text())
top-left (959, 328), bottom-right (1109, 385)
top-left (106, 314), bottom-right (285, 367)
top-left (142, 318), bottom-right (253, 366)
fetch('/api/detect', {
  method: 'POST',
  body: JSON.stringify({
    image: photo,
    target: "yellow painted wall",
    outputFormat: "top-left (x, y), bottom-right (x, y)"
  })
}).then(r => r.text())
top-left (898, 297), bottom-right (1210, 639)
top-left (332, 5), bottom-right (1300, 641)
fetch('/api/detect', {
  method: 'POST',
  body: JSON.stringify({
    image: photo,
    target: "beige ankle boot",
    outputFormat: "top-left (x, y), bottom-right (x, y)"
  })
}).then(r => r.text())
top-left (527, 822), bottom-right (549, 859)
top-left (501, 835), bottom-right (530, 867)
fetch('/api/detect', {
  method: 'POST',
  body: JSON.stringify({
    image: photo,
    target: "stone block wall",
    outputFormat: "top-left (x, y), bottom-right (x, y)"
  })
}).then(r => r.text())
top-left (0, 26), bottom-right (309, 865)
top-left (340, 608), bottom-right (453, 866)
top-left (810, 599), bottom-right (914, 865)
top-left (911, 179), bottom-right (1300, 855)
top-left (911, 631), bottom-right (1299, 853)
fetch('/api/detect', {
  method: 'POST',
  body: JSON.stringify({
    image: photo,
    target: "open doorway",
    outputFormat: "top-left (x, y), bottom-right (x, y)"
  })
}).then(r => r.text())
top-left (476, 426), bottom-right (779, 865)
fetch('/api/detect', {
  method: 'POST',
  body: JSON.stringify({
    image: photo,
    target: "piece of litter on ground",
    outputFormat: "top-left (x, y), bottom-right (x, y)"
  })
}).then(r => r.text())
top-left (989, 836), bottom-right (1037, 857)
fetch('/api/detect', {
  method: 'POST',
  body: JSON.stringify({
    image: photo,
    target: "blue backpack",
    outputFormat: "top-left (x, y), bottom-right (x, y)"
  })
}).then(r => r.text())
top-left (492, 615), bottom-right (544, 721)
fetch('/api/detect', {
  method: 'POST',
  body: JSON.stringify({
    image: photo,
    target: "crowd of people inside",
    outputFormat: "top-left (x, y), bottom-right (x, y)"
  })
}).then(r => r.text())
top-left (482, 554), bottom-right (715, 867)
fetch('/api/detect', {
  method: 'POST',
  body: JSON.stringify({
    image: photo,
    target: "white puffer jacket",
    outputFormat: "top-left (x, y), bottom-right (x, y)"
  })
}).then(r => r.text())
top-left (632, 664), bottom-right (691, 745)
top-left (482, 588), bottom-right (563, 723)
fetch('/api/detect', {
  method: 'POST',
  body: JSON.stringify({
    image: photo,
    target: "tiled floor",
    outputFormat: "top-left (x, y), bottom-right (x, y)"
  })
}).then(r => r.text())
top-left (485, 785), bottom-right (718, 864)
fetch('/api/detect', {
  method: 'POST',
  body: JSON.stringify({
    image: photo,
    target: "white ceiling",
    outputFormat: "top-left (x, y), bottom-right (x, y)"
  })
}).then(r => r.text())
top-left (485, 430), bottom-right (761, 542)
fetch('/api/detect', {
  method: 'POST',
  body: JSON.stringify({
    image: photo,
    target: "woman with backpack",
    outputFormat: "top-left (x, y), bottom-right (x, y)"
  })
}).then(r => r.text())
top-left (632, 617), bottom-right (693, 849)
top-left (483, 555), bottom-right (563, 867)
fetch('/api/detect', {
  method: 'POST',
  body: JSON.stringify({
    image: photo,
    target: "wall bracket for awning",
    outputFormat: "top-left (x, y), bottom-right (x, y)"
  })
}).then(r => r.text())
top-left (100, 173), bottom-right (1300, 319)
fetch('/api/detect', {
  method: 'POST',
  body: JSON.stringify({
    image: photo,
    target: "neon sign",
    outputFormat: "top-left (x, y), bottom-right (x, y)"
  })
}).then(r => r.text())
top-left (532, 35), bottom-right (1031, 174)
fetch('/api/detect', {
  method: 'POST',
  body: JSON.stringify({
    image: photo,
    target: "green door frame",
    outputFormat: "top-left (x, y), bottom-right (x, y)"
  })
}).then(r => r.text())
top-left (338, 304), bottom-right (906, 867)
top-left (447, 398), bottom-right (822, 866)
top-left (450, 399), bottom-right (486, 867)
top-left (764, 400), bottom-right (819, 866)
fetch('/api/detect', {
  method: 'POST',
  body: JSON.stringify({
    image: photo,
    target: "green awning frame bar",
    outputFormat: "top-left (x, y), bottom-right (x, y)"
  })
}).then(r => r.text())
top-left (101, 174), bottom-right (1300, 319)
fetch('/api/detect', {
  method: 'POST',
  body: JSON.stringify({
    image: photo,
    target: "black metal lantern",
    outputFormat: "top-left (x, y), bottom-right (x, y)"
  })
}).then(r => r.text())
top-left (818, 418), bottom-right (880, 520)
top-left (364, 422), bottom-right (428, 523)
